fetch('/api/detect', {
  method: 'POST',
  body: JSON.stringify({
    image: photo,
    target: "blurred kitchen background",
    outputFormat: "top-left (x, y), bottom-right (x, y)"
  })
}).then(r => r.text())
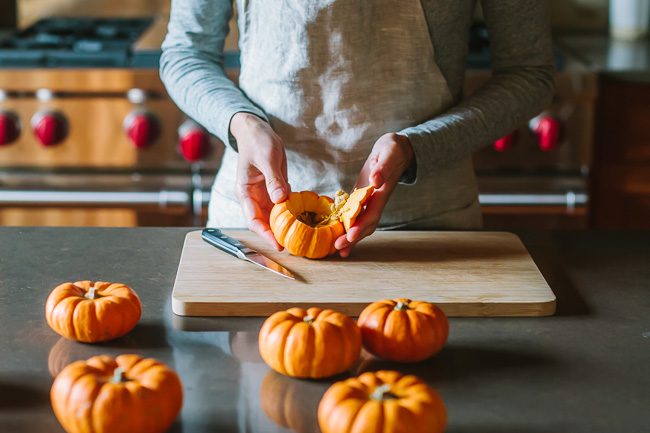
top-left (0, 0), bottom-right (649, 229)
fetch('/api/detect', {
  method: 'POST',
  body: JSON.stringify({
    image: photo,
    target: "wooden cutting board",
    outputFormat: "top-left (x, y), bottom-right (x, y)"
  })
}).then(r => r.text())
top-left (172, 230), bottom-right (555, 317)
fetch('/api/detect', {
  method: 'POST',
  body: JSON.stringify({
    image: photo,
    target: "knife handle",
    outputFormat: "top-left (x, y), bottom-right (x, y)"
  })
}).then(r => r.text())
top-left (201, 228), bottom-right (253, 260)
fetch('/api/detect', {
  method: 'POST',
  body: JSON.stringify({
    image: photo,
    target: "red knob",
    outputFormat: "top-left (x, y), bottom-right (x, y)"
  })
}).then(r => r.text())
top-left (0, 110), bottom-right (21, 146)
top-left (178, 127), bottom-right (211, 162)
top-left (31, 111), bottom-right (68, 147)
top-left (531, 116), bottom-right (561, 151)
top-left (124, 112), bottom-right (161, 149)
top-left (494, 132), bottom-right (515, 152)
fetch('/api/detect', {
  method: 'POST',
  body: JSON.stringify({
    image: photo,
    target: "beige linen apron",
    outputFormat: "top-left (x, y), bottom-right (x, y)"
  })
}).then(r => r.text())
top-left (208, 0), bottom-right (482, 229)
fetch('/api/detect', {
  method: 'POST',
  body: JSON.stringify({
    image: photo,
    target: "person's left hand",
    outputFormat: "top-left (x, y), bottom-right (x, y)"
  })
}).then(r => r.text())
top-left (335, 132), bottom-right (415, 258)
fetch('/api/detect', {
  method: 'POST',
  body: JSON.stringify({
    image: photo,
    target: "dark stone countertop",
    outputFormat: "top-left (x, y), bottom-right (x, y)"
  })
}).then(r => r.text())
top-left (0, 227), bottom-right (649, 432)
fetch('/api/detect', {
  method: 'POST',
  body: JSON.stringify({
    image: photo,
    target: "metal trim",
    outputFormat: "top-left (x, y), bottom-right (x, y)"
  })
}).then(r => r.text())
top-left (0, 190), bottom-right (190, 207)
top-left (478, 192), bottom-right (588, 206)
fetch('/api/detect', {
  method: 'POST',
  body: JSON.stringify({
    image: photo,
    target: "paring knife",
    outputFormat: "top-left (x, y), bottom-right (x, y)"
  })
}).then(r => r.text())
top-left (201, 228), bottom-right (295, 280)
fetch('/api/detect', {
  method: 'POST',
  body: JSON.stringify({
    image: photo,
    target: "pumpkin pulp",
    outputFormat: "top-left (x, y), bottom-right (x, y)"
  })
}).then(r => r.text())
top-left (291, 190), bottom-right (349, 229)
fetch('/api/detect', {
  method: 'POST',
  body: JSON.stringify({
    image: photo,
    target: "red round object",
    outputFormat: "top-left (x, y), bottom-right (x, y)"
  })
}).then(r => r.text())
top-left (494, 132), bottom-right (515, 152)
top-left (32, 111), bottom-right (68, 147)
top-left (0, 110), bottom-right (21, 146)
top-left (125, 112), bottom-right (161, 149)
top-left (533, 117), bottom-right (561, 151)
top-left (179, 128), bottom-right (211, 162)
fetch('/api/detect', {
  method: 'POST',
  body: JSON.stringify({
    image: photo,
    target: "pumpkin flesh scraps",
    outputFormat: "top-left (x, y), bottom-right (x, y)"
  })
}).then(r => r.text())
top-left (340, 186), bottom-right (374, 231)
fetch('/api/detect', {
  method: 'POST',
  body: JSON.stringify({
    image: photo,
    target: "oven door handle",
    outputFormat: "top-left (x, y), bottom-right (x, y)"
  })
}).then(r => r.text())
top-left (0, 190), bottom-right (190, 209)
top-left (3, 190), bottom-right (585, 210)
top-left (478, 192), bottom-right (588, 208)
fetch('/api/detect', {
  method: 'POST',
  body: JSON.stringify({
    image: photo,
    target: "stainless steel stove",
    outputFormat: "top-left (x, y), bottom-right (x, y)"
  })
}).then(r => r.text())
top-left (464, 24), bottom-right (597, 229)
top-left (0, 17), bottom-right (224, 227)
top-left (0, 18), bottom-right (597, 229)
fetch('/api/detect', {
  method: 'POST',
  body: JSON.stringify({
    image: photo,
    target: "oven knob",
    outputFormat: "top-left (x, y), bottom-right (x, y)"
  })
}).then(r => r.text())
top-left (124, 111), bottom-right (161, 149)
top-left (0, 110), bottom-right (21, 146)
top-left (494, 132), bottom-right (515, 152)
top-left (530, 116), bottom-right (561, 151)
top-left (31, 111), bottom-right (68, 147)
top-left (178, 125), bottom-right (211, 162)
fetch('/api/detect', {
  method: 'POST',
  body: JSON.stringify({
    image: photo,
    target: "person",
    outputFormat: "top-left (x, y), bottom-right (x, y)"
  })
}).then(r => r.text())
top-left (160, 0), bottom-right (555, 257)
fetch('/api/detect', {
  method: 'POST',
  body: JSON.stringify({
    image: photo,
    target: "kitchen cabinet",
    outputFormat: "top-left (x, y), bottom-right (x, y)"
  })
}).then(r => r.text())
top-left (590, 75), bottom-right (650, 228)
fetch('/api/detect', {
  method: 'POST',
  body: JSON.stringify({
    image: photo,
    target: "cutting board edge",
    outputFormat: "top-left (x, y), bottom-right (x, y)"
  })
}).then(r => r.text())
top-left (171, 298), bottom-right (557, 317)
top-left (171, 229), bottom-right (204, 317)
top-left (172, 229), bottom-right (557, 318)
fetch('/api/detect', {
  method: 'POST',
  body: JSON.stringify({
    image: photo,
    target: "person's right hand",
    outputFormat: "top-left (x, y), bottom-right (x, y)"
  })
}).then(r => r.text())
top-left (230, 112), bottom-right (290, 251)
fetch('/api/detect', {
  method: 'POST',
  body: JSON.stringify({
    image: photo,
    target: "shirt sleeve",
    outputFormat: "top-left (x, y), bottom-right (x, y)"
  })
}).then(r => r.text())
top-left (398, 0), bottom-right (555, 184)
top-left (159, 0), bottom-right (269, 150)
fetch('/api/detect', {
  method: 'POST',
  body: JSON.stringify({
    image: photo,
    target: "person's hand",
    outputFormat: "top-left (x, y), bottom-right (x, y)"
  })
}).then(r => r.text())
top-left (230, 112), bottom-right (290, 250)
top-left (335, 132), bottom-right (415, 257)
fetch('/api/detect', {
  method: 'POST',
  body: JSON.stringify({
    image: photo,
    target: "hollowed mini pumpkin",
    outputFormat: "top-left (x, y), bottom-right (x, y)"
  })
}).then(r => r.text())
top-left (269, 186), bottom-right (374, 259)
top-left (258, 307), bottom-right (362, 379)
top-left (45, 281), bottom-right (142, 343)
top-left (357, 298), bottom-right (449, 363)
top-left (51, 354), bottom-right (183, 433)
top-left (318, 370), bottom-right (447, 433)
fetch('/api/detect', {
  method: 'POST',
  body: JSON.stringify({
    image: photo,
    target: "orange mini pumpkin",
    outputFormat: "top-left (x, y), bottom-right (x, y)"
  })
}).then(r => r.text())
top-left (45, 281), bottom-right (142, 343)
top-left (357, 298), bottom-right (449, 362)
top-left (51, 354), bottom-right (183, 433)
top-left (318, 370), bottom-right (446, 433)
top-left (269, 186), bottom-right (374, 259)
top-left (258, 307), bottom-right (362, 379)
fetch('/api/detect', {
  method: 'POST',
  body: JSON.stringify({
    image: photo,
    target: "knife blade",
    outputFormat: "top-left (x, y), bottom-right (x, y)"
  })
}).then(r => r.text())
top-left (201, 228), bottom-right (295, 280)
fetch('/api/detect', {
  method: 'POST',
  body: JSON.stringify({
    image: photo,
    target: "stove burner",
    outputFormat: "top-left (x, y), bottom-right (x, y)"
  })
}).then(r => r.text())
top-left (0, 17), bottom-right (154, 67)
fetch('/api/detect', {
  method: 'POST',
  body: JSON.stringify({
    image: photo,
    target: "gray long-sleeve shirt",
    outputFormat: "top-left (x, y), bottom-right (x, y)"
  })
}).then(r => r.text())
top-left (160, 0), bottom-right (555, 184)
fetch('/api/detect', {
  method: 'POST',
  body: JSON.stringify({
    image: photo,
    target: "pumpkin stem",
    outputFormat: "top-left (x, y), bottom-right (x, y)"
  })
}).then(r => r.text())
top-left (370, 384), bottom-right (398, 401)
top-left (84, 285), bottom-right (101, 300)
top-left (109, 367), bottom-right (128, 384)
top-left (303, 315), bottom-right (315, 325)
top-left (394, 300), bottom-right (410, 311)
